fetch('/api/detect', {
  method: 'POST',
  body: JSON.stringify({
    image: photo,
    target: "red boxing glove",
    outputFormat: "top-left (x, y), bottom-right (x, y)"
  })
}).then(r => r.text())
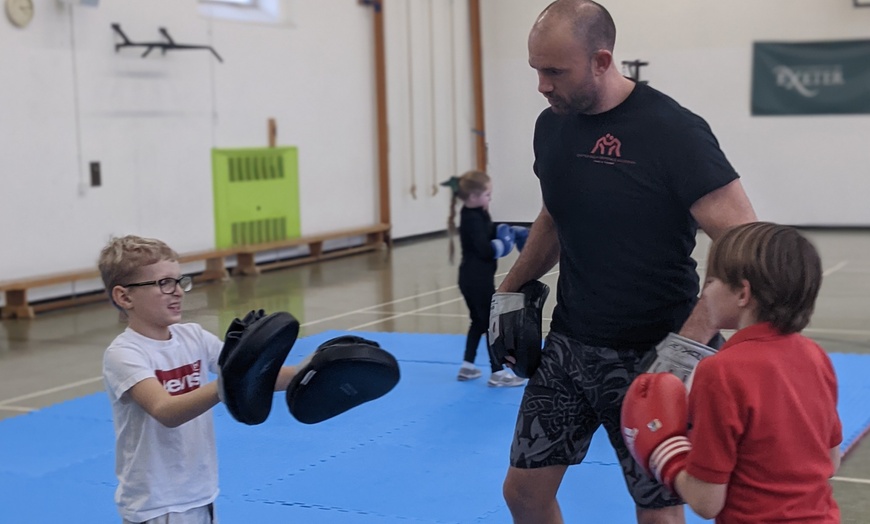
top-left (621, 372), bottom-right (692, 492)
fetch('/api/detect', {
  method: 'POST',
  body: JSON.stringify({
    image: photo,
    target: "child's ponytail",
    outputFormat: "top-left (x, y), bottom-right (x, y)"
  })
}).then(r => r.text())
top-left (441, 176), bottom-right (461, 264)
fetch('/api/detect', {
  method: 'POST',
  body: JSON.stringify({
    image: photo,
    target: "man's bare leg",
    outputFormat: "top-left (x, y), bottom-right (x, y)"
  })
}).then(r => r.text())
top-left (636, 504), bottom-right (685, 524)
top-left (503, 465), bottom-right (568, 523)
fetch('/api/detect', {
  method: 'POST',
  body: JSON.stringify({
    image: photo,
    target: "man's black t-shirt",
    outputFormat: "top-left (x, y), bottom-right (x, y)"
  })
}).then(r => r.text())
top-left (533, 82), bottom-right (739, 348)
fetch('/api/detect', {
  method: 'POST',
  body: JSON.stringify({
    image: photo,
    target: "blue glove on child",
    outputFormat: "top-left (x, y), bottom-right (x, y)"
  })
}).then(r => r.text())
top-left (491, 223), bottom-right (516, 259)
top-left (510, 226), bottom-right (530, 252)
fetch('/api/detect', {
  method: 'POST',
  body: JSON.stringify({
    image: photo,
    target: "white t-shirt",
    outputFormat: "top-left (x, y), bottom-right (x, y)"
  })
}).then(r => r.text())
top-left (103, 323), bottom-right (223, 523)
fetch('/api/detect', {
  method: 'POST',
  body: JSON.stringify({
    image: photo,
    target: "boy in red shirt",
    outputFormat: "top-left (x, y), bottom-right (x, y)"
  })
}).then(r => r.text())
top-left (622, 222), bottom-right (842, 523)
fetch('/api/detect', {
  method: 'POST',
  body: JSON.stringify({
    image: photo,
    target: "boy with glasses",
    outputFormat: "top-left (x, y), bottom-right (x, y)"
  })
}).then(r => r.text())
top-left (98, 235), bottom-right (299, 524)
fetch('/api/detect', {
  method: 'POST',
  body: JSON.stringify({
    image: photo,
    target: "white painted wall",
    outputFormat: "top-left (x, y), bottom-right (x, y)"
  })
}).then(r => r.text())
top-left (385, 0), bottom-right (477, 239)
top-left (1, 0), bottom-right (869, 299)
top-left (0, 0), bottom-right (381, 284)
top-left (480, 0), bottom-right (870, 226)
top-left (0, 0), bottom-right (474, 295)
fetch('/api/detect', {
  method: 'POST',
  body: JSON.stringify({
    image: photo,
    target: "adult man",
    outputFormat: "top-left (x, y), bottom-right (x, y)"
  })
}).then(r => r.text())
top-left (497, 1), bottom-right (757, 523)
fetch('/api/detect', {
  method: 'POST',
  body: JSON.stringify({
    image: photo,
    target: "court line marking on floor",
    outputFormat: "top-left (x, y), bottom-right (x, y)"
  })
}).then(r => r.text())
top-left (365, 311), bottom-right (469, 318)
top-left (298, 287), bottom-right (458, 328)
top-left (348, 298), bottom-right (465, 330)
top-left (345, 270), bottom-right (561, 331)
top-left (367, 311), bottom-right (556, 323)
top-left (298, 269), bottom-right (560, 329)
top-left (831, 476), bottom-right (870, 485)
top-left (0, 405), bottom-right (35, 413)
top-left (823, 260), bottom-right (849, 277)
top-left (0, 376), bottom-right (104, 406)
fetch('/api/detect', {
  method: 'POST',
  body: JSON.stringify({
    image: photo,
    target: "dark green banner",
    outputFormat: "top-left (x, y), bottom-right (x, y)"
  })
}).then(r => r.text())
top-left (752, 40), bottom-right (870, 115)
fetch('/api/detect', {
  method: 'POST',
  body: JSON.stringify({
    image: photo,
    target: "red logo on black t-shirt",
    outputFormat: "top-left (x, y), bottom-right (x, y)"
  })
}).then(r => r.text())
top-left (155, 361), bottom-right (202, 396)
top-left (577, 132), bottom-right (636, 165)
top-left (591, 133), bottom-right (621, 157)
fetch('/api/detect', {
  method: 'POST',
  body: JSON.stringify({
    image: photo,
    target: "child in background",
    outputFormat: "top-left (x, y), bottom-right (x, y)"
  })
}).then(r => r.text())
top-left (98, 235), bottom-right (300, 524)
top-left (622, 222), bottom-right (842, 523)
top-left (443, 170), bottom-right (525, 387)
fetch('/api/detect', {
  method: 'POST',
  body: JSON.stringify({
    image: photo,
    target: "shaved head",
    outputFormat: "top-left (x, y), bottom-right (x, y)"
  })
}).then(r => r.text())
top-left (533, 0), bottom-right (616, 55)
top-left (528, 0), bottom-right (630, 115)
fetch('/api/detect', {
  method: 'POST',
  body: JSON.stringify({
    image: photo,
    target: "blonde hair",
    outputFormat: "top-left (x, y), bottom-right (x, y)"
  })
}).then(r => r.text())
top-left (706, 222), bottom-right (822, 334)
top-left (446, 170), bottom-right (492, 263)
top-left (98, 235), bottom-right (179, 310)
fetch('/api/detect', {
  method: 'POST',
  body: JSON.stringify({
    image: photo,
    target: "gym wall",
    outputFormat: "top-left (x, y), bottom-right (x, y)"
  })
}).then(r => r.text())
top-left (0, 0), bottom-right (476, 284)
top-left (1, 0), bottom-right (868, 287)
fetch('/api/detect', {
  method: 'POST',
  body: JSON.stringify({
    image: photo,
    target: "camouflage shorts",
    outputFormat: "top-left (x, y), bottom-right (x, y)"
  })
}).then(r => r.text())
top-left (508, 331), bottom-right (683, 510)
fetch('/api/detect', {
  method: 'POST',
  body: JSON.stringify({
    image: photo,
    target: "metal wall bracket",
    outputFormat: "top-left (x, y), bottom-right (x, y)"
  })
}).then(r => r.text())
top-left (622, 60), bottom-right (649, 84)
top-left (111, 23), bottom-right (223, 63)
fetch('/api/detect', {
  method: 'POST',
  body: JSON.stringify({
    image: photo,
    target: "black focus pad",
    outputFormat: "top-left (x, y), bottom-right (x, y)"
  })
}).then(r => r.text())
top-left (514, 280), bottom-right (549, 377)
top-left (488, 280), bottom-right (550, 379)
top-left (286, 336), bottom-right (400, 424)
top-left (219, 309), bottom-right (300, 425)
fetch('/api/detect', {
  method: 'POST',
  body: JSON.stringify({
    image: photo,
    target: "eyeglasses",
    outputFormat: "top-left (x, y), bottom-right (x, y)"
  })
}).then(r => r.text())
top-left (123, 275), bottom-right (193, 294)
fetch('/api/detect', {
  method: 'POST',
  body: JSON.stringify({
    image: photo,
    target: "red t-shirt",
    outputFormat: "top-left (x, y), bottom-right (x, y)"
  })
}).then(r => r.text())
top-left (686, 322), bottom-right (842, 523)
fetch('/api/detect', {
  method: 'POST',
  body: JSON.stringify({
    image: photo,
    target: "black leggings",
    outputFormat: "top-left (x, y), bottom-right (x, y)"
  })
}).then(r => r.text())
top-left (458, 278), bottom-right (500, 373)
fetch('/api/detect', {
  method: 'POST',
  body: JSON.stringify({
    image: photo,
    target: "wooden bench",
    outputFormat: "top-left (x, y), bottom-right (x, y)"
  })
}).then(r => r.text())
top-left (0, 268), bottom-right (105, 320)
top-left (0, 224), bottom-right (391, 319)
top-left (0, 249), bottom-right (238, 320)
top-left (232, 223), bottom-right (392, 275)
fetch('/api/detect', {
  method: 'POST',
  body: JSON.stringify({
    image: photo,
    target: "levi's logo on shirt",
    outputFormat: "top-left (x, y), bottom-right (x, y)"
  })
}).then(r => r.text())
top-left (155, 361), bottom-right (202, 396)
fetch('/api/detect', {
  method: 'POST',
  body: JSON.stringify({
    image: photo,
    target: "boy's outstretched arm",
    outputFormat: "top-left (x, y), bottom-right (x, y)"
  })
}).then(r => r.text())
top-left (274, 352), bottom-right (317, 391)
top-left (128, 378), bottom-right (220, 428)
top-left (275, 366), bottom-right (296, 392)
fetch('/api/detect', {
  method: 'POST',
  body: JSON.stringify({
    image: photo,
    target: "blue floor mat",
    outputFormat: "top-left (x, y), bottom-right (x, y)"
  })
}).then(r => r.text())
top-left (0, 330), bottom-right (866, 523)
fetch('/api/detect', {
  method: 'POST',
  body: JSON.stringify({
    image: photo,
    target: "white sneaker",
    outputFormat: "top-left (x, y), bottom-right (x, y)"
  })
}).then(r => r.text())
top-left (457, 366), bottom-right (482, 381)
top-left (487, 370), bottom-right (526, 388)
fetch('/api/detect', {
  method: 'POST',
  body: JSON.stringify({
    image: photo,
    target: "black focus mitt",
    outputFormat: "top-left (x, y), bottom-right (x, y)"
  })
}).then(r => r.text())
top-left (218, 309), bottom-right (300, 425)
top-left (488, 280), bottom-right (549, 379)
top-left (286, 335), bottom-right (400, 424)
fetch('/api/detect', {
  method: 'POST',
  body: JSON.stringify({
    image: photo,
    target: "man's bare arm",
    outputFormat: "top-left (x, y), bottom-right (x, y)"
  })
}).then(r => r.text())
top-left (497, 205), bottom-right (561, 293)
top-left (691, 179), bottom-right (757, 241)
top-left (679, 179), bottom-right (758, 342)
